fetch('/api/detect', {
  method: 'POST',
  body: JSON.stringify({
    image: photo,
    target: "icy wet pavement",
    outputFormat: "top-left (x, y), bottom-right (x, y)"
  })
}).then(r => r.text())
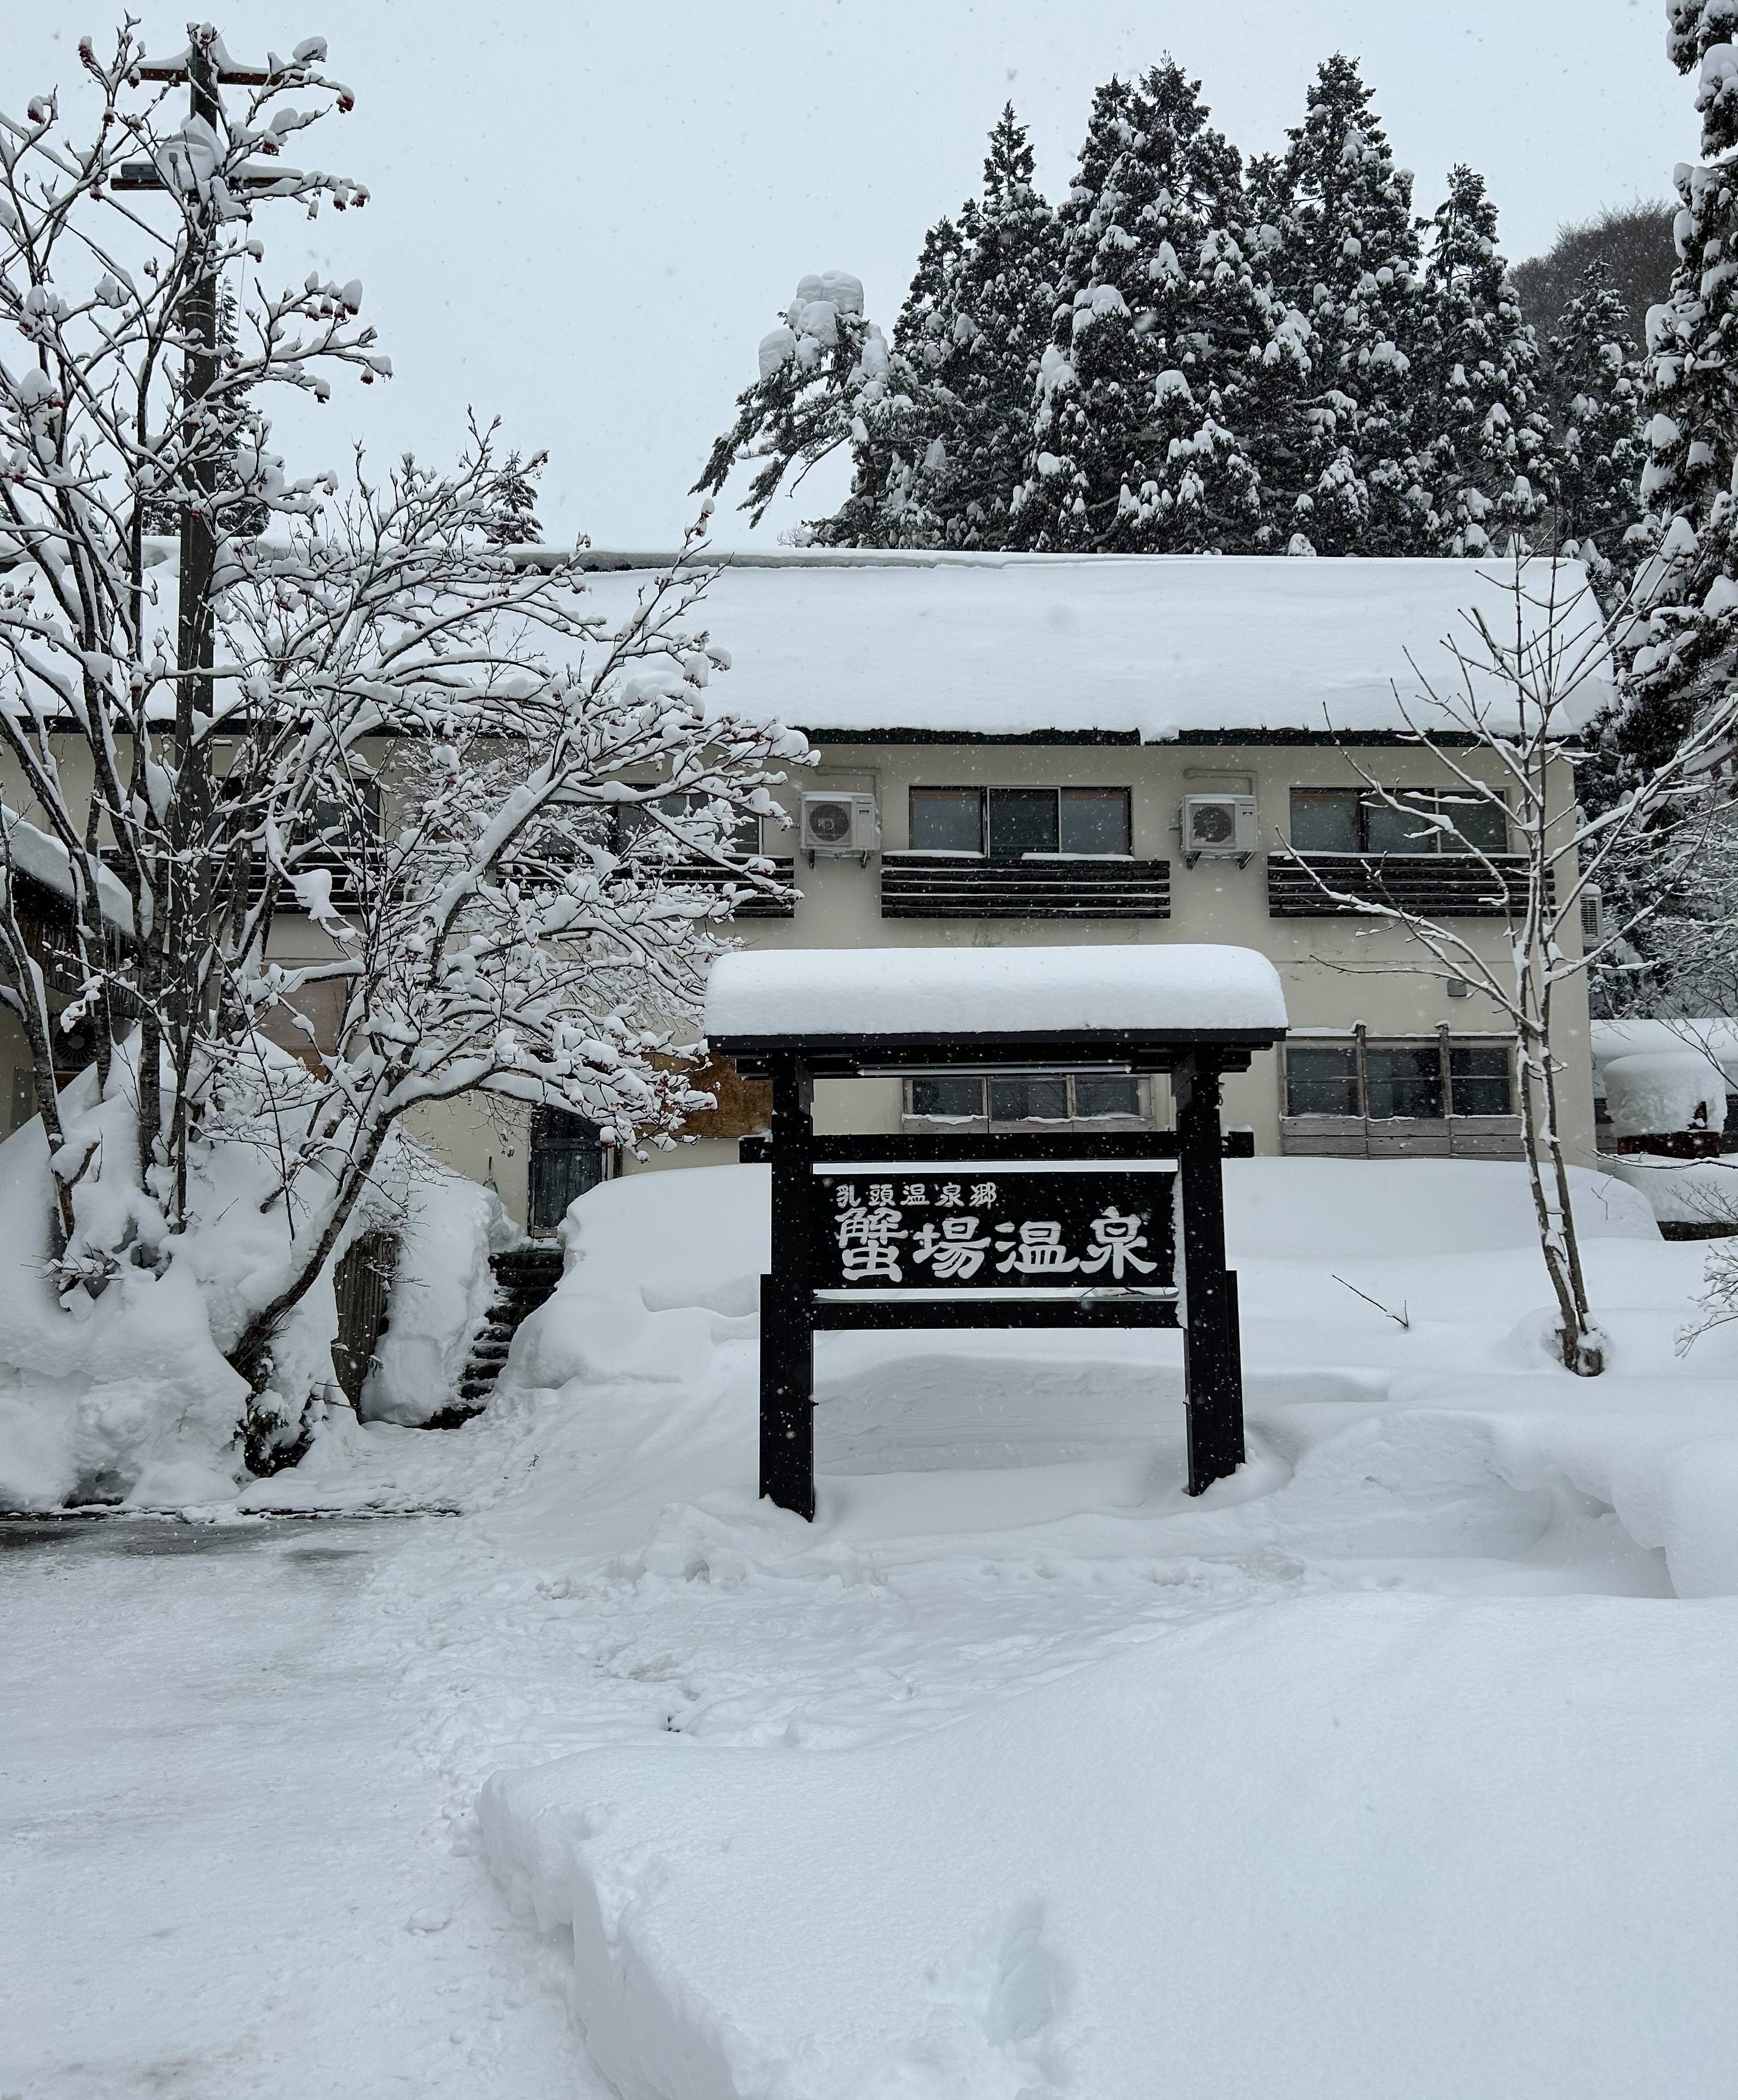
top-left (0, 1516), bottom-right (597, 2100)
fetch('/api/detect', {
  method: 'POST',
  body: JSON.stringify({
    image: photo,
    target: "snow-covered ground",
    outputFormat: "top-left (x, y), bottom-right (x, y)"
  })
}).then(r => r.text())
top-left (5, 1157), bottom-right (1738, 2098)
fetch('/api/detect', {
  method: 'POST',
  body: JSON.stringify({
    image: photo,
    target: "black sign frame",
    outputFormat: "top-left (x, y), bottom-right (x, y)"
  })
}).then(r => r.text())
top-left (724, 1033), bottom-right (1271, 1521)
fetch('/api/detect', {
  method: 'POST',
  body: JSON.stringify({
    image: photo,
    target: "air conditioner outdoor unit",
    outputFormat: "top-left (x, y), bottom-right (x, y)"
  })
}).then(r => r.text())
top-left (1181, 793), bottom-right (1259, 868)
top-left (801, 790), bottom-right (879, 864)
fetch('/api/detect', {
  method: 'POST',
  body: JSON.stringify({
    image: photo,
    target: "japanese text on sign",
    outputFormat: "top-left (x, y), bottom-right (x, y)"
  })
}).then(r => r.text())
top-left (814, 1169), bottom-right (1174, 1294)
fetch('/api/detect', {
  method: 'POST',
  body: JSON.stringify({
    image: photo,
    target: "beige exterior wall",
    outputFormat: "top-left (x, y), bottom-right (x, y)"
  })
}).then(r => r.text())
top-left (622, 734), bottom-right (1595, 1172)
top-left (1, 731), bottom-right (1598, 1196)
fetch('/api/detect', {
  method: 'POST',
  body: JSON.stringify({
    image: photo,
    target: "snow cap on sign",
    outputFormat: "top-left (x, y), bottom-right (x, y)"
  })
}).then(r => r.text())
top-left (704, 944), bottom-right (1287, 1042)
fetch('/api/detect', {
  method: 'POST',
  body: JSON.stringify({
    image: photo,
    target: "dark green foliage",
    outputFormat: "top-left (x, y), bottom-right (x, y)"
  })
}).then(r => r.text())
top-left (1512, 202), bottom-right (1678, 347)
top-left (694, 271), bottom-right (895, 528)
top-left (1617, 1), bottom-right (1738, 775)
top-left (480, 450), bottom-right (545, 547)
top-left (1547, 264), bottom-right (1647, 571)
top-left (1013, 63), bottom-right (1283, 553)
top-left (1265, 54), bottom-right (1428, 553)
top-left (1414, 166), bottom-right (1555, 556)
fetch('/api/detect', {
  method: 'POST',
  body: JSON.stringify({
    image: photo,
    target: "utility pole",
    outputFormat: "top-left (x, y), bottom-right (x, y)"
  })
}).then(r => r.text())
top-left (111, 32), bottom-right (302, 1220)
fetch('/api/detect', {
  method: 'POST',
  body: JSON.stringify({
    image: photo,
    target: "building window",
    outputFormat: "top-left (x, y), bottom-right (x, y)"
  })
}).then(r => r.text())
top-left (909, 787), bottom-right (1132, 859)
top-left (906, 1072), bottom-right (1145, 1128)
top-left (1290, 787), bottom-right (1508, 856)
top-left (1284, 1037), bottom-right (1514, 1121)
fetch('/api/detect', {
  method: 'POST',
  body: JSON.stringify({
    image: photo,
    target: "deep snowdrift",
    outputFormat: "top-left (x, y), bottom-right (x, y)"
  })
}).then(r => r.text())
top-left (484, 1588), bottom-right (1736, 2100)
top-left (468, 1155), bottom-right (1738, 2100)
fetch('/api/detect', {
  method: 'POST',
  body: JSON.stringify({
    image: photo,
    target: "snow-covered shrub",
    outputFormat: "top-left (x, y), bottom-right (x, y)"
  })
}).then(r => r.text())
top-left (1602, 1049), bottom-right (1725, 1137)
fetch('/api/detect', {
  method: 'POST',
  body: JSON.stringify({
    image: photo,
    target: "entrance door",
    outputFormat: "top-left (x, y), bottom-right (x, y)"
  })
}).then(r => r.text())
top-left (527, 1107), bottom-right (605, 1235)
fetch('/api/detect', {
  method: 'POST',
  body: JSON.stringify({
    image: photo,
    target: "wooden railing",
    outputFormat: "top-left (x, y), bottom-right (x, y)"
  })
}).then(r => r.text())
top-left (880, 853), bottom-right (1171, 921)
top-left (1267, 852), bottom-right (1540, 919)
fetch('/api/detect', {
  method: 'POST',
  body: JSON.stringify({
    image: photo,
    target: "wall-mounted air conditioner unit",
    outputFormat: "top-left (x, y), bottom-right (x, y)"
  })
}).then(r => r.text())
top-left (801, 790), bottom-right (879, 865)
top-left (1181, 793), bottom-right (1259, 868)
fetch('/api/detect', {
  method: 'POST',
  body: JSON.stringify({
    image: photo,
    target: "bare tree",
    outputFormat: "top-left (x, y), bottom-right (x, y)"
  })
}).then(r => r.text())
top-left (1280, 556), bottom-right (1737, 1374)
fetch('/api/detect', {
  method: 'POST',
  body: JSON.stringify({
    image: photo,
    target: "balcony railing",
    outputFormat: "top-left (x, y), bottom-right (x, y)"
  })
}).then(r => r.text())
top-left (1267, 852), bottom-right (1540, 919)
top-left (646, 857), bottom-right (797, 920)
top-left (880, 852), bottom-right (1171, 921)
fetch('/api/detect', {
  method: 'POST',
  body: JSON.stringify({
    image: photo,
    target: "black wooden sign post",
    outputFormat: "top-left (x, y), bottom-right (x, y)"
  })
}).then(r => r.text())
top-left (719, 974), bottom-right (1285, 1520)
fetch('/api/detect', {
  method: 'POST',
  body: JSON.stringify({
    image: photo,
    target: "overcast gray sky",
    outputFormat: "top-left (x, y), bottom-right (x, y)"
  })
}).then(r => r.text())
top-left (17, 2), bottom-right (1695, 545)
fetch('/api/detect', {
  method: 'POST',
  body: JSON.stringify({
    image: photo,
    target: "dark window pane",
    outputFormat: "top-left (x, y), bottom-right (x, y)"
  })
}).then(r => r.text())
top-left (990, 1076), bottom-right (1070, 1121)
top-left (1074, 1075), bottom-right (1140, 1118)
top-left (1436, 793), bottom-right (1508, 855)
top-left (1285, 1046), bottom-right (1360, 1117)
top-left (1448, 1045), bottom-right (1512, 1117)
top-left (1364, 796), bottom-right (1438, 855)
top-left (987, 789), bottom-right (1059, 860)
top-left (909, 1076), bottom-right (984, 1119)
top-left (910, 788), bottom-right (983, 854)
top-left (1290, 791), bottom-right (1359, 853)
top-left (1059, 788), bottom-right (1131, 856)
top-left (1365, 1043), bottom-right (1445, 1120)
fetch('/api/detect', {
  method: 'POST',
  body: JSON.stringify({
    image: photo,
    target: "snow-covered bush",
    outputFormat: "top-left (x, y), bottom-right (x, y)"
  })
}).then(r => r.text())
top-left (1602, 1049), bottom-right (1725, 1138)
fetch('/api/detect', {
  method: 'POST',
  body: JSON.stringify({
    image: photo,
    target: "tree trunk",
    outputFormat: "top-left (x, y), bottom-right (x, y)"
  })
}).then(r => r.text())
top-left (226, 1113), bottom-right (395, 1399)
top-left (1518, 1020), bottom-right (1604, 1375)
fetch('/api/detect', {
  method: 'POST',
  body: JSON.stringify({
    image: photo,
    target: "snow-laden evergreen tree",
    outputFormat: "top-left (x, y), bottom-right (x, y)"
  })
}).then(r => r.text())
top-left (480, 448), bottom-right (547, 546)
top-left (892, 107), bottom-right (1061, 548)
top-left (1013, 63), bottom-right (1288, 553)
top-left (820, 216), bottom-right (964, 545)
top-left (1616, 0), bottom-right (1738, 776)
top-left (1267, 55), bottom-right (1429, 554)
top-left (1414, 165), bottom-right (1555, 555)
top-left (694, 271), bottom-right (898, 529)
top-left (1546, 262), bottom-right (1647, 575)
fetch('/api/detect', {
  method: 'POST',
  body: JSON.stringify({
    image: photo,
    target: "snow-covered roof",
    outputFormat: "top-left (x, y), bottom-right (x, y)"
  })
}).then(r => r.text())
top-left (1, 807), bottom-right (134, 936)
top-left (705, 944), bottom-right (1287, 1047)
top-left (576, 550), bottom-right (1616, 744)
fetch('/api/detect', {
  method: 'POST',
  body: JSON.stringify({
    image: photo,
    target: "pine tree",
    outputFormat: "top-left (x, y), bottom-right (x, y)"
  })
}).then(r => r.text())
top-left (1617, 1), bottom-right (1738, 775)
top-left (480, 449), bottom-right (546, 546)
top-left (695, 271), bottom-right (896, 529)
top-left (825, 214), bottom-right (966, 545)
top-left (1268, 55), bottom-right (1428, 554)
top-left (1546, 262), bottom-right (1647, 573)
top-left (1013, 63), bottom-right (1279, 553)
top-left (1414, 165), bottom-right (1555, 556)
top-left (902, 106), bottom-right (1060, 548)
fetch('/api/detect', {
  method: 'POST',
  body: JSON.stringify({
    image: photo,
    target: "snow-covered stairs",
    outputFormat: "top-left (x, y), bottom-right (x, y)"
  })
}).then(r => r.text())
top-left (452, 1246), bottom-right (565, 1410)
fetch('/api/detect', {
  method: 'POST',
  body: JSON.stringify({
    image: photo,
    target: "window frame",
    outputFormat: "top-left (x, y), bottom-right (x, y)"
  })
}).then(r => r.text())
top-left (1289, 786), bottom-right (1509, 857)
top-left (908, 786), bottom-right (1133, 861)
top-left (1282, 1034), bottom-right (1517, 1124)
top-left (903, 1071), bottom-right (1151, 1131)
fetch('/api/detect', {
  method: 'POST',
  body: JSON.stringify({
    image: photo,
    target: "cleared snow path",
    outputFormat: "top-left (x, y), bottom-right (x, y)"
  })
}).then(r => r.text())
top-left (0, 1517), bottom-right (598, 2100)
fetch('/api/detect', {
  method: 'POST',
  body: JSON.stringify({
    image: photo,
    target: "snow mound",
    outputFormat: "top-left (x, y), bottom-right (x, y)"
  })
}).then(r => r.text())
top-left (482, 1588), bottom-right (1738, 2100)
top-left (363, 1168), bottom-right (509, 1426)
top-left (1222, 1156), bottom-right (1656, 1259)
